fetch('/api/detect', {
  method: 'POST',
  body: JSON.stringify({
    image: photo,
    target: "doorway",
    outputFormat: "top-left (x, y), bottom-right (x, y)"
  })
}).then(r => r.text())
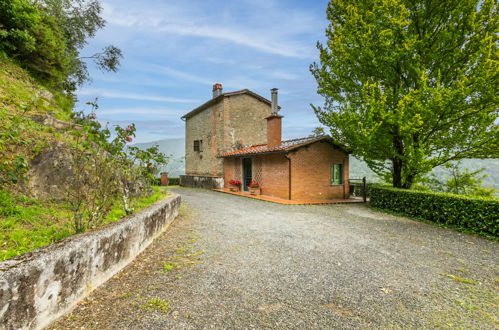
top-left (242, 158), bottom-right (252, 191)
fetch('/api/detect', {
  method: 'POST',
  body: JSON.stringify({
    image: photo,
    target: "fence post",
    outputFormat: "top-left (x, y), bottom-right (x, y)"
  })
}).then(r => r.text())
top-left (362, 177), bottom-right (367, 202)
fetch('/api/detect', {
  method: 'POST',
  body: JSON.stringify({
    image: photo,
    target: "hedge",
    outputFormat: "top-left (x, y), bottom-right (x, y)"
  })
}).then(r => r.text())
top-left (369, 184), bottom-right (499, 237)
top-left (154, 177), bottom-right (180, 186)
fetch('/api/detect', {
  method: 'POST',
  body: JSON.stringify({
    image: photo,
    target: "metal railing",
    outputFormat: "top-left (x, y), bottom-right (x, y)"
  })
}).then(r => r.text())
top-left (349, 177), bottom-right (367, 202)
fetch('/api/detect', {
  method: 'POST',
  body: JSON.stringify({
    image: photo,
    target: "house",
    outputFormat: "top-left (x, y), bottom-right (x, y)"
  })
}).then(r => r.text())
top-left (180, 83), bottom-right (274, 188)
top-left (180, 84), bottom-right (350, 200)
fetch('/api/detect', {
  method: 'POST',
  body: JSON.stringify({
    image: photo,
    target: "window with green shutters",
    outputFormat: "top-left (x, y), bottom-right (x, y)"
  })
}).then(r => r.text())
top-left (331, 163), bottom-right (343, 185)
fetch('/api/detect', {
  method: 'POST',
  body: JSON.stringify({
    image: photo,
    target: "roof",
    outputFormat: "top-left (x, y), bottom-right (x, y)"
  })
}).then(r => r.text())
top-left (181, 89), bottom-right (279, 119)
top-left (219, 136), bottom-right (348, 158)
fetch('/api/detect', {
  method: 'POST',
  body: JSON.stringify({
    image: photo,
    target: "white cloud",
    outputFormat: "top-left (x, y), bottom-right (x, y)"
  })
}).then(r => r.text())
top-left (78, 88), bottom-right (198, 103)
top-left (96, 107), bottom-right (184, 116)
top-left (101, 0), bottom-right (318, 59)
top-left (156, 66), bottom-right (212, 85)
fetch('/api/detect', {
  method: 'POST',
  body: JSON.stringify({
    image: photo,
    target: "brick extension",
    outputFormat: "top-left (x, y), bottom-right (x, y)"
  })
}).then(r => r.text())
top-left (181, 84), bottom-right (353, 201)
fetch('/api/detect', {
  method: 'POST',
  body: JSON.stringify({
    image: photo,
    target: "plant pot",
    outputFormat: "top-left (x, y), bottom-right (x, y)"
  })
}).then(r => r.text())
top-left (250, 187), bottom-right (261, 195)
top-left (229, 186), bottom-right (240, 192)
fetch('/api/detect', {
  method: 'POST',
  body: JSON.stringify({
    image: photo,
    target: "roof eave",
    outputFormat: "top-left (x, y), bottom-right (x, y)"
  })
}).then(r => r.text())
top-left (218, 149), bottom-right (287, 158)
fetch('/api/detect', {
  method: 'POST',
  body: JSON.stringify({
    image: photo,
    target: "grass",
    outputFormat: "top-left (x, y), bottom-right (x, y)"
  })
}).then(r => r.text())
top-left (441, 273), bottom-right (478, 285)
top-left (140, 298), bottom-right (170, 313)
top-left (0, 187), bottom-right (169, 261)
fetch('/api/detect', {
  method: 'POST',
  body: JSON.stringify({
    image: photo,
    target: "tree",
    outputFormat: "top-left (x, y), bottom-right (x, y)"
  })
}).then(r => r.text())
top-left (39, 0), bottom-right (123, 90)
top-left (0, 0), bottom-right (71, 87)
top-left (417, 162), bottom-right (496, 197)
top-left (0, 0), bottom-right (122, 91)
top-left (309, 127), bottom-right (326, 137)
top-left (310, 0), bottom-right (498, 188)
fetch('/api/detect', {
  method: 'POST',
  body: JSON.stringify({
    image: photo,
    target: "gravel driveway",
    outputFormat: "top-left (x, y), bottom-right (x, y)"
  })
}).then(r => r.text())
top-left (51, 187), bottom-right (498, 329)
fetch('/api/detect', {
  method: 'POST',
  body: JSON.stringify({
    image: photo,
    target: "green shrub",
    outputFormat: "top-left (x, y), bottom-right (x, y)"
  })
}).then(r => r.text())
top-left (369, 184), bottom-right (499, 237)
top-left (0, 0), bottom-right (70, 88)
top-left (168, 177), bottom-right (180, 186)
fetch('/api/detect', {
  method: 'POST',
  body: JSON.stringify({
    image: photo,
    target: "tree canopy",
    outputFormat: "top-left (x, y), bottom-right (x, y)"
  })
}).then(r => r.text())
top-left (0, 0), bottom-right (122, 92)
top-left (311, 0), bottom-right (498, 188)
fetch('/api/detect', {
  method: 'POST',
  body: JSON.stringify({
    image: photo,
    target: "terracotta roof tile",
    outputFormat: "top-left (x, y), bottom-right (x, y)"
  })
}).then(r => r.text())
top-left (219, 136), bottom-right (338, 157)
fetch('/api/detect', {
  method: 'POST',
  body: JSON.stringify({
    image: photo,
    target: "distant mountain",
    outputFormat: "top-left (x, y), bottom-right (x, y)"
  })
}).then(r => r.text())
top-left (136, 138), bottom-right (498, 190)
top-left (350, 157), bottom-right (499, 191)
top-left (133, 138), bottom-right (185, 177)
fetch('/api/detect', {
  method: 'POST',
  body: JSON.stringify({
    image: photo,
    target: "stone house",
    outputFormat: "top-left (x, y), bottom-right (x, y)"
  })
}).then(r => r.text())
top-left (180, 84), bottom-right (274, 188)
top-left (180, 84), bottom-right (350, 200)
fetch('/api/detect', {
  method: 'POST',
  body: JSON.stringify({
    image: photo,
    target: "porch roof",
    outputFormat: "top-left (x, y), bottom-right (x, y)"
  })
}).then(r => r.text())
top-left (219, 136), bottom-right (348, 158)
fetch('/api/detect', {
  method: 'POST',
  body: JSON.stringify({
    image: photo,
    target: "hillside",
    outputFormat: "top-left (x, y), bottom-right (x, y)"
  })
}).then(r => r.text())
top-left (143, 138), bottom-right (498, 190)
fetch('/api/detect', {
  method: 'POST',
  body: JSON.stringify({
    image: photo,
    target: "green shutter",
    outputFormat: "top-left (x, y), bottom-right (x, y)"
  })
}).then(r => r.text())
top-left (332, 164), bottom-right (343, 185)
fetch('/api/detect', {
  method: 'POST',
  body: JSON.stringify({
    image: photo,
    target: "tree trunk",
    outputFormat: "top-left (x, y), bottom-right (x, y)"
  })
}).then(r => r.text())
top-left (392, 131), bottom-right (405, 188)
top-left (403, 174), bottom-right (415, 189)
top-left (392, 158), bottom-right (403, 188)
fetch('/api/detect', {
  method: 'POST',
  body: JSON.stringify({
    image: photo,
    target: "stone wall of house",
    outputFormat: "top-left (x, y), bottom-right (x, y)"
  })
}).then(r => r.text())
top-left (179, 174), bottom-right (223, 189)
top-left (289, 142), bottom-right (349, 200)
top-left (222, 94), bottom-right (271, 153)
top-left (0, 194), bottom-right (181, 330)
top-left (185, 102), bottom-right (223, 176)
top-left (184, 93), bottom-right (271, 186)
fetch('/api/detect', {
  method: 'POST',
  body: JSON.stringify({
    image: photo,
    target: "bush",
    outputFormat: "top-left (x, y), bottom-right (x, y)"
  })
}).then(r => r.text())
top-left (369, 184), bottom-right (499, 237)
top-left (168, 177), bottom-right (180, 186)
top-left (0, 0), bottom-right (70, 88)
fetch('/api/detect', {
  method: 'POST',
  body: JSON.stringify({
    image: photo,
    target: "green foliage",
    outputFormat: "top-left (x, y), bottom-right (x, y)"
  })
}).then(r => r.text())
top-left (0, 187), bottom-right (168, 261)
top-left (0, 58), bottom-right (75, 186)
top-left (416, 162), bottom-right (497, 198)
top-left (0, 0), bottom-right (70, 88)
top-left (311, 0), bottom-right (498, 188)
top-left (66, 103), bottom-right (168, 230)
top-left (369, 184), bottom-right (499, 237)
top-left (0, 0), bottom-right (121, 92)
top-left (0, 190), bottom-right (73, 260)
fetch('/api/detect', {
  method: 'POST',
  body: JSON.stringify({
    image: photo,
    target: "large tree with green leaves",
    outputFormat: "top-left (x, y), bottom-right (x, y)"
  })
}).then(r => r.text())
top-left (311, 0), bottom-right (498, 188)
top-left (0, 0), bottom-right (122, 91)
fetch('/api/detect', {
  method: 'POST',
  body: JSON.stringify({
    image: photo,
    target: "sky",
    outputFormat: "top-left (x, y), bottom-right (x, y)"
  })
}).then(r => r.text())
top-left (77, 0), bottom-right (330, 143)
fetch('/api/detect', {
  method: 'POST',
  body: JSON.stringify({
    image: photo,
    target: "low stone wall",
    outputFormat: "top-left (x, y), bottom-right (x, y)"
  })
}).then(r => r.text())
top-left (180, 175), bottom-right (224, 189)
top-left (0, 193), bottom-right (181, 330)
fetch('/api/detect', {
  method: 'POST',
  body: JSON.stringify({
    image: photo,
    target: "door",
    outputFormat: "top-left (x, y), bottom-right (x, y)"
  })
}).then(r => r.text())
top-left (242, 158), bottom-right (252, 191)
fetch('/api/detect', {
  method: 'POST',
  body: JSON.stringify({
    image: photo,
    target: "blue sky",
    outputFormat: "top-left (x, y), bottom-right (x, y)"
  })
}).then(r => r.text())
top-left (77, 0), bottom-right (330, 143)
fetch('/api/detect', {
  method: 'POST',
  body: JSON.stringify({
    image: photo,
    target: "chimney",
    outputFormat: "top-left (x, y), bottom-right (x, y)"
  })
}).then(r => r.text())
top-left (213, 83), bottom-right (223, 98)
top-left (270, 88), bottom-right (278, 113)
top-left (265, 88), bottom-right (283, 147)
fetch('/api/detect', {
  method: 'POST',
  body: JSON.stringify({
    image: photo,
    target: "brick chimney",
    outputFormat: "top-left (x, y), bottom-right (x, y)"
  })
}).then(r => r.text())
top-left (265, 88), bottom-right (283, 147)
top-left (213, 83), bottom-right (223, 98)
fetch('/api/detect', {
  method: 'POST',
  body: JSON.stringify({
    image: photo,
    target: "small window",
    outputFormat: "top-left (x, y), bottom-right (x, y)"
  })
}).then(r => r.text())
top-left (331, 163), bottom-right (343, 185)
top-left (193, 140), bottom-right (203, 152)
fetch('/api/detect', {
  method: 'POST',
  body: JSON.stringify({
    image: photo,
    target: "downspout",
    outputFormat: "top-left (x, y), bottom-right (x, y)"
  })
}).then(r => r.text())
top-left (285, 154), bottom-right (291, 200)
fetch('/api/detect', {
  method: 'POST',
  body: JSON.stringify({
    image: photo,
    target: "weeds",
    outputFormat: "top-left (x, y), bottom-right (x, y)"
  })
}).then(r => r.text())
top-left (141, 298), bottom-right (169, 313)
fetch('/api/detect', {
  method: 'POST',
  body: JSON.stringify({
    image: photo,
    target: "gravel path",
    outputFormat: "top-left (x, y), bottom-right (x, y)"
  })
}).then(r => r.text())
top-left (51, 187), bottom-right (498, 329)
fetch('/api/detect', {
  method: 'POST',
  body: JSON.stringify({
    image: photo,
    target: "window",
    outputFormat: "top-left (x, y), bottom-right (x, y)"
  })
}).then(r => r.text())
top-left (331, 163), bottom-right (343, 185)
top-left (193, 140), bottom-right (203, 152)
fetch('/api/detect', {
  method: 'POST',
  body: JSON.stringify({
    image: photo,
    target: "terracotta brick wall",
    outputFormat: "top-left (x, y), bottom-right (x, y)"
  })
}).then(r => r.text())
top-left (289, 142), bottom-right (349, 200)
top-left (259, 154), bottom-right (289, 199)
top-left (223, 158), bottom-right (237, 187)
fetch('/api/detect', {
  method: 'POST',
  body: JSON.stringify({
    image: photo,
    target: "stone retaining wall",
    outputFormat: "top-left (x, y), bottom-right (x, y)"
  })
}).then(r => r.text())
top-left (0, 193), bottom-right (181, 330)
top-left (180, 175), bottom-right (223, 189)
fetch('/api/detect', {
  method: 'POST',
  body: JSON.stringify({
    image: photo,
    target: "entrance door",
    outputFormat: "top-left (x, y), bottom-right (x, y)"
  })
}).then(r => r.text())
top-left (242, 158), bottom-right (252, 191)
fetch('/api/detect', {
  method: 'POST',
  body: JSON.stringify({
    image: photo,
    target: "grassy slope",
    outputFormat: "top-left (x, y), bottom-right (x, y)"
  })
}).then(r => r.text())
top-left (0, 187), bottom-right (168, 261)
top-left (0, 58), bottom-right (168, 260)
